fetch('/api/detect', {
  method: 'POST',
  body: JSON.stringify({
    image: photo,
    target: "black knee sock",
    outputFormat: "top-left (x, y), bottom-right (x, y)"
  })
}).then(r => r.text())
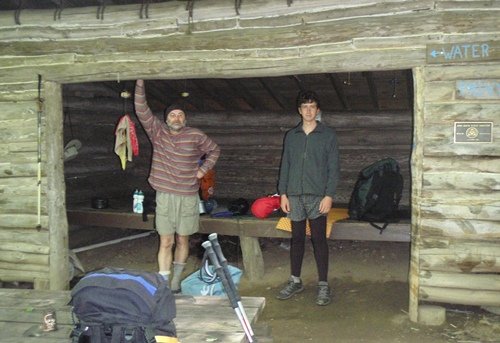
top-left (310, 216), bottom-right (329, 282)
top-left (290, 220), bottom-right (306, 278)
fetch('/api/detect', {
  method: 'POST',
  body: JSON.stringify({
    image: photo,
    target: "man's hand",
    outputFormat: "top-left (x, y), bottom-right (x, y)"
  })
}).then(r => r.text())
top-left (280, 194), bottom-right (290, 214)
top-left (196, 170), bottom-right (205, 179)
top-left (319, 196), bottom-right (333, 214)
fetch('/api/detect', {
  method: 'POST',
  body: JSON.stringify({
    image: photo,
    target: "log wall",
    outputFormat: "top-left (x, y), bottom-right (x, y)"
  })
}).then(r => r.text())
top-left (62, 90), bottom-right (413, 206)
top-left (0, 0), bottom-right (498, 323)
top-left (410, 64), bottom-right (500, 313)
top-left (0, 83), bottom-right (52, 288)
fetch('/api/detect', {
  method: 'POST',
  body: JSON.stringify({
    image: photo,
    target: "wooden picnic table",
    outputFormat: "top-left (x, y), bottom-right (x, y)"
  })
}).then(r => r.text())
top-left (0, 288), bottom-right (266, 342)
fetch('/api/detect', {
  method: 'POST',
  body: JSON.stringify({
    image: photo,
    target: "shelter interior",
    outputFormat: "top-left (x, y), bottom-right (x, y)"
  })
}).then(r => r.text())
top-left (63, 70), bottom-right (414, 212)
top-left (3, 0), bottom-right (498, 326)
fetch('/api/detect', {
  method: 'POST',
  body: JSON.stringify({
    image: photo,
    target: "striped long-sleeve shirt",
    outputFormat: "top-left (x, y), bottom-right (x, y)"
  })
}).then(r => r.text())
top-left (134, 81), bottom-right (220, 196)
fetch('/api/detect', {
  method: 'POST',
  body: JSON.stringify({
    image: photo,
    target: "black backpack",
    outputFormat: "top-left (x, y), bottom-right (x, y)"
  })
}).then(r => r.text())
top-left (228, 198), bottom-right (250, 215)
top-left (69, 267), bottom-right (177, 343)
top-left (348, 158), bottom-right (404, 233)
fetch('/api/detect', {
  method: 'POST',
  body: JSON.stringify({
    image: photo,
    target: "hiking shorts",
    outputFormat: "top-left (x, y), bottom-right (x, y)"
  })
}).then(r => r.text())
top-left (287, 195), bottom-right (325, 222)
top-left (155, 192), bottom-right (199, 236)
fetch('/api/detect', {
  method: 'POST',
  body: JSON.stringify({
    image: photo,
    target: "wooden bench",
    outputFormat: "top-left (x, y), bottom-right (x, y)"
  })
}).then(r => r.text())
top-left (67, 206), bottom-right (410, 281)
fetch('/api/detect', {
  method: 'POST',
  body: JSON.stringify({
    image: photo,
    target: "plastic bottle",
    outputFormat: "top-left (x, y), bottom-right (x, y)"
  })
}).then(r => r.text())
top-left (135, 190), bottom-right (144, 214)
top-left (198, 196), bottom-right (206, 214)
top-left (132, 189), bottom-right (139, 213)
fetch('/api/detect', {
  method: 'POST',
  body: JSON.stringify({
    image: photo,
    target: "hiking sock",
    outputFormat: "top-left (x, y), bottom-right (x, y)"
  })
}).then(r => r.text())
top-left (291, 275), bottom-right (301, 283)
top-left (170, 262), bottom-right (186, 292)
top-left (159, 270), bottom-right (171, 281)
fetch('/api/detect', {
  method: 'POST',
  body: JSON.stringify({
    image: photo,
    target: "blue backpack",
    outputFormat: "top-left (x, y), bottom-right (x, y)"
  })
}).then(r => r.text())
top-left (69, 267), bottom-right (177, 343)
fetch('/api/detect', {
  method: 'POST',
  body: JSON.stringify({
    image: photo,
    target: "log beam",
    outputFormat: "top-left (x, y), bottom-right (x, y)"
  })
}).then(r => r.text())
top-left (44, 81), bottom-right (69, 290)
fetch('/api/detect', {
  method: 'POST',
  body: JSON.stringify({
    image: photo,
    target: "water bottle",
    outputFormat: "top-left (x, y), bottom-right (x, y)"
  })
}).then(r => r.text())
top-left (198, 196), bottom-right (206, 214)
top-left (135, 190), bottom-right (144, 214)
top-left (132, 189), bottom-right (139, 213)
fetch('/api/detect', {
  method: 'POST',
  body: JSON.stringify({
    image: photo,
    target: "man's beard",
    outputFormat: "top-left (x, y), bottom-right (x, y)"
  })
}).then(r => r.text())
top-left (167, 120), bottom-right (186, 132)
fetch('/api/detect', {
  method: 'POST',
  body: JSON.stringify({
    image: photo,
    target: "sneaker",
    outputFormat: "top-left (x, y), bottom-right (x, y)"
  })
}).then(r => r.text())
top-left (316, 282), bottom-right (331, 306)
top-left (276, 279), bottom-right (304, 300)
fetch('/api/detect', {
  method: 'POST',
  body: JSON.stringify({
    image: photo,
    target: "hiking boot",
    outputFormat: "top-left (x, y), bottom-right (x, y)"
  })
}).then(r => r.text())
top-left (316, 282), bottom-right (331, 306)
top-left (276, 278), bottom-right (304, 300)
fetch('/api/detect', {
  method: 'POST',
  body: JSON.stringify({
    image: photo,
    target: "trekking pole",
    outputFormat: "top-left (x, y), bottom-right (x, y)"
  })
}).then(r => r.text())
top-left (208, 233), bottom-right (255, 338)
top-left (202, 241), bottom-right (256, 343)
top-left (35, 74), bottom-right (43, 231)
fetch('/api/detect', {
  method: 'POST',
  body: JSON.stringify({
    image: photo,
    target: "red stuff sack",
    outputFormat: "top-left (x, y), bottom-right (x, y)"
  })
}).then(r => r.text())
top-left (251, 195), bottom-right (280, 219)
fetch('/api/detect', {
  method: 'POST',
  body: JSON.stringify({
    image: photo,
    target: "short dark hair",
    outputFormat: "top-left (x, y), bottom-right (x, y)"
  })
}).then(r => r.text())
top-left (296, 90), bottom-right (320, 109)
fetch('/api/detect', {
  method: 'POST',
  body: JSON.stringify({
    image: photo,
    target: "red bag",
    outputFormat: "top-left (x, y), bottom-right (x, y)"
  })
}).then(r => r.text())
top-left (200, 169), bottom-right (215, 201)
top-left (251, 195), bottom-right (280, 219)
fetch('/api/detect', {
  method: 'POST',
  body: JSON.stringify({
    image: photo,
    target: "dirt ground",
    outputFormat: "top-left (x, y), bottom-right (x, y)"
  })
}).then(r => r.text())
top-left (70, 227), bottom-right (500, 343)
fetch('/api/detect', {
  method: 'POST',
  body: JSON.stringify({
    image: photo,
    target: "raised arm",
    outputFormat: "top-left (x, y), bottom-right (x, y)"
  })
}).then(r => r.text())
top-left (134, 79), bottom-right (157, 135)
top-left (134, 79), bottom-right (150, 116)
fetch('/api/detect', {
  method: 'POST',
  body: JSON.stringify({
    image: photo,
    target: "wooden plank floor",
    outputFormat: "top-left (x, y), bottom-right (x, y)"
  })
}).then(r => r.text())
top-left (0, 288), bottom-right (266, 342)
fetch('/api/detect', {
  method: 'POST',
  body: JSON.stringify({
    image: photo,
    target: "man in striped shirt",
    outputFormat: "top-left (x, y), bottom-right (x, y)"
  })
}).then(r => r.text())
top-left (134, 79), bottom-right (220, 292)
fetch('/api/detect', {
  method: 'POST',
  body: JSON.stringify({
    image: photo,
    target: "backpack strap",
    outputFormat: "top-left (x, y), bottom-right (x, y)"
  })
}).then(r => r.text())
top-left (110, 325), bottom-right (153, 343)
top-left (70, 323), bottom-right (86, 343)
top-left (144, 325), bottom-right (157, 343)
top-left (369, 221), bottom-right (389, 234)
top-left (123, 327), bottom-right (137, 342)
top-left (70, 322), bottom-right (105, 343)
top-left (111, 325), bottom-right (123, 343)
top-left (110, 325), bottom-right (138, 343)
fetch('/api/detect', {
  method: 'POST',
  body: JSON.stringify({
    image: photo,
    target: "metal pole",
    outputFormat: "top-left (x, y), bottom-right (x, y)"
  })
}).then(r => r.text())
top-left (208, 233), bottom-right (255, 337)
top-left (36, 74), bottom-right (43, 231)
top-left (202, 241), bottom-right (256, 342)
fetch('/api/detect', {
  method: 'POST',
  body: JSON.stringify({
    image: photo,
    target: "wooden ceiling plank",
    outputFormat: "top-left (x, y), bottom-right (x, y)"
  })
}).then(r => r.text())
top-left (191, 80), bottom-right (227, 111)
top-left (212, 79), bottom-right (254, 111)
top-left (405, 70), bottom-right (413, 110)
top-left (257, 78), bottom-right (287, 110)
top-left (102, 80), bottom-right (135, 94)
top-left (362, 71), bottom-right (380, 110)
top-left (223, 79), bottom-right (259, 110)
top-left (146, 80), bottom-right (173, 112)
top-left (156, 80), bottom-right (203, 112)
top-left (226, 79), bottom-right (264, 110)
top-left (327, 74), bottom-right (350, 110)
top-left (290, 75), bottom-right (304, 92)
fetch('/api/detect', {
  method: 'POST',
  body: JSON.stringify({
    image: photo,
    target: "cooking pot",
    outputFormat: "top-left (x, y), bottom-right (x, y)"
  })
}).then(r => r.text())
top-left (91, 197), bottom-right (109, 209)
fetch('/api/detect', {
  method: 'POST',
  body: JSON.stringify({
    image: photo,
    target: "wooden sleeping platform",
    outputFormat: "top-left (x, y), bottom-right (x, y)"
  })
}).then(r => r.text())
top-left (67, 202), bottom-right (410, 281)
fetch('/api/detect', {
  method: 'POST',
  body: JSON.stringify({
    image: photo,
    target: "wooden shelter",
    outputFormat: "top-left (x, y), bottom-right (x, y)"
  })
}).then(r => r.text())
top-left (0, 0), bottom-right (498, 323)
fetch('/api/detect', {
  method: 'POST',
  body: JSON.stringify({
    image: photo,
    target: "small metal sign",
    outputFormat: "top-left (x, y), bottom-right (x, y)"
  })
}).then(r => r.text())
top-left (454, 122), bottom-right (493, 143)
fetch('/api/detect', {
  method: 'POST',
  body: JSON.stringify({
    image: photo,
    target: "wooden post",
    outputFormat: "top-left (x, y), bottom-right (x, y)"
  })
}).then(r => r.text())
top-left (408, 67), bottom-right (424, 322)
top-left (239, 236), bottom-right (265, 281)
top-left (44, 81), bottom-right (70, 290)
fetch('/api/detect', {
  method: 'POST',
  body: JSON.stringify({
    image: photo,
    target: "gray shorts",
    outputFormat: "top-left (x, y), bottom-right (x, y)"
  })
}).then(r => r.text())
top-left (287, 195), bottom-right (325, 222)
top-left (155, 192), bottom-right (199, 236)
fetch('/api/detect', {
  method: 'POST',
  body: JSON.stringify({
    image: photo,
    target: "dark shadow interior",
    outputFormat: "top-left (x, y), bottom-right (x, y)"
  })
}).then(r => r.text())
top-left (63, 70), bottom-right (414, 212)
